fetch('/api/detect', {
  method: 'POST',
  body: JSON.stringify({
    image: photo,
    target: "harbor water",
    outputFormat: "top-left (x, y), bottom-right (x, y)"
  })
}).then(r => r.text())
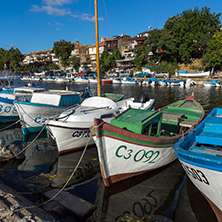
top-left (0, 81), bottom-right (219, 222)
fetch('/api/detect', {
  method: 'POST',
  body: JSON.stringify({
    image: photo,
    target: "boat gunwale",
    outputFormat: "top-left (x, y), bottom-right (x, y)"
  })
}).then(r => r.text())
top-left (91, 96), bottom-right (205, 147)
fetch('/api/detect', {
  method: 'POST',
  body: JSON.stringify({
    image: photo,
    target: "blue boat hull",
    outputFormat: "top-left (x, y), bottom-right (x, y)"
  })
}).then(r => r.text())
top-left (173, 108), bottom-right (222, 221)
top-left (0, 96), bottom-right (18, 123)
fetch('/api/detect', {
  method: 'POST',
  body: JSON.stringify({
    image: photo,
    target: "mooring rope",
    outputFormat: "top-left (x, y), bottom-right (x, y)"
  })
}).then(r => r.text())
top-left (4, 121), bottom-right (49, 161)
top-left (0, 119), bottom-right (21, 132)
top-left (15, 102), bottom-right (80, 124)
top-left (12, 127), bottom-right (93, 214)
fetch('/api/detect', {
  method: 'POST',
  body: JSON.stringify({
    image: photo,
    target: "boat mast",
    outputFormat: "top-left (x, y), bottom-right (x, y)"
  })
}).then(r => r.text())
top-left (95, 0), bottom-right (101, 97)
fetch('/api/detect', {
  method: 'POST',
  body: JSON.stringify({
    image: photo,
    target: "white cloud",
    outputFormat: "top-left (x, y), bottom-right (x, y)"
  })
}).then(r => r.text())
top-left (56, 22), bottom-right (63, 26)
top-left (43, 0), bottom-right (73, 6)
top-left (2, 44), bottom-right (19, 48)
top-left (31, 5), bottom-right (71, 16)
top-left (30, 0), bottom-right (104, 22)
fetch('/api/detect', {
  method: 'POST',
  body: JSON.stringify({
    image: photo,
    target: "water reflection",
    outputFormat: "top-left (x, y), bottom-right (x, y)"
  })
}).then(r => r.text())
top-left (93, 161), bottom-right (185, 222)
top-left (0, 82), bottom-right (219, 221)
top-left (18, 133), bottom-right (58, 173)
top-left (49, 147), bottom-right (100, 188)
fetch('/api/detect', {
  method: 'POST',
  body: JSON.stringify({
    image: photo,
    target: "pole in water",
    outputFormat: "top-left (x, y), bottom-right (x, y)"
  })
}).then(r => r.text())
top-left (95, 0), bottom-right (101, 97)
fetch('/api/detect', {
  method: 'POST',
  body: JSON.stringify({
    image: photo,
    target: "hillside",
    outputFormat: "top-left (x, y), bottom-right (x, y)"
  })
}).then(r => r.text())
top-left (177, 59), bottom-right (204, 73)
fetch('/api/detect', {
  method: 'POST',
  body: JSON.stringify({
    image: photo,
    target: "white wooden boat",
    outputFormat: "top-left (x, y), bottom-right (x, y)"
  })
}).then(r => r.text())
top-left (203, 80), bottom-right (220, 87)
top-left (175, 70), bottom-right (210, 78)
top-left (121, 77), bottom-right (138, 85)
top-left (47, 96), bottom-right (120, 155)
top-left (203, 81), bottom-right (215, 87)
top-left (173, 108), bottom-right (222, 222)
top-left (55, 77), bottom-right (70, 83)
top-left (158, 79), bottom-right (167, 86)
top-left (0, 87), bottom-right (45, 123)
top-left (14, 87), bottom-right (90, 135)
top-left (116, 93), bottom-right (155, 112)
top-left (112, 78), bottom-right (121, 84)
top-left (0, 76), bottom-right (26, 89)
top-left (47, 94), bottom-right (155, 155)
top-left (74, 76), bottom-right (89, 83)
top-left (91, 96), bottom-right (204, 187)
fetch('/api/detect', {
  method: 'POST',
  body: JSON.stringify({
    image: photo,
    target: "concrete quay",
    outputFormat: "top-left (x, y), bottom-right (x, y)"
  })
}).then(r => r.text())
top-left (0, 181), bottom-right (55, 221)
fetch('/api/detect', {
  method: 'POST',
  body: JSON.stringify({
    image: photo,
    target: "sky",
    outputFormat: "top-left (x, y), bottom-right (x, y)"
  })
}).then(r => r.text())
top-left (1, 0), bottom-right (222, 55)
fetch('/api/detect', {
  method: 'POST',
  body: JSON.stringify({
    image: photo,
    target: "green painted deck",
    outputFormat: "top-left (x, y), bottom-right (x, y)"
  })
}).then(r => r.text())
top-left (111, 108), bottom-right (162, 134)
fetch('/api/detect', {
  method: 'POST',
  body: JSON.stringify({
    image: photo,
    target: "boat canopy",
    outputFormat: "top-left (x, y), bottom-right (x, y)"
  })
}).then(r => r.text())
top-left (14, 87), bottom-right (45, 94)
top-left (30, 91), bottom-right (80, 106)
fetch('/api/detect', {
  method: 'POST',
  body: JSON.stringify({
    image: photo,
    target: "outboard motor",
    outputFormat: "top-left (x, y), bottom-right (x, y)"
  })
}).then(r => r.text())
top-left (133, 92), bottom-right (149, 103)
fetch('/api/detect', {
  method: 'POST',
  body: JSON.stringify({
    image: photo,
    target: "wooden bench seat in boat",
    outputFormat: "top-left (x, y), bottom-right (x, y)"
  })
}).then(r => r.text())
top-left (202, 116), bottom-right (222, 133)
top-left (161, 111), bottom-right (185, 134)
top-left (189, 144), bottom-right (222, 156)
top-left (196, 132), bottom-right (222, 146)
top-left (179, 120), bottom-right (195, 128)
top-left (162, 111), bottom-right (185, 124)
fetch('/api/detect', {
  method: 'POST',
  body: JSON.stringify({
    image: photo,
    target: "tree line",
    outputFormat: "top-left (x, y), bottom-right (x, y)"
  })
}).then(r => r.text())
top-left (1, 6), bottom-right (221, 74)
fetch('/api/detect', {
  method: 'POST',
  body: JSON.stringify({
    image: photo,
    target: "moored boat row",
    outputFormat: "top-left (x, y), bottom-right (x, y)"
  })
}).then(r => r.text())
top-left (1, 75), bottom-right (221, 221)
top-left (21, 75), bottom-right (202, 87)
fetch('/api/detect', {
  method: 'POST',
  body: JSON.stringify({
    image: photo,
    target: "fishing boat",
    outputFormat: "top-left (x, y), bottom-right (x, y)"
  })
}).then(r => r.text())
top-left (47, 96), bottom-right (120, 154)
top-left (141, 78), bottom-right (157, 86)
top-left (203, 80), bottom-right (220, 87)
top-left (167, 79), bottom-right (185, 87)
top-left (47, 92), bottom-right (155, 155)
top-left (173, 107), bottom-right (222, 222)
top-left (116, 92), bottom-right (155, 112)
top-left (175, 70), bottom-right (210, 78)
top-left (55, 76), bottom-right (70, 83)
top-left (101, 93), bottom-right (124, 102)
top-left (112, 78), bottom-right (121, 84)
top-left (14, 86), bottom-right (90, 135)
top-left (0, 76), bottom-right (26, 90)
top-left (74, 76), bottom-right (89, 83)
top-left (203, 81), bottom-right (215, 87)
top-left (121, 77), bottom-right (138, 85)
top-left (158, 79), bottom-right (167, 86)
top-left (101, 79), bottom-right (112, 84)
top-left (90, 95), bottom-right (204, 187)
top-left (0, 87), bottom-right (45, 123)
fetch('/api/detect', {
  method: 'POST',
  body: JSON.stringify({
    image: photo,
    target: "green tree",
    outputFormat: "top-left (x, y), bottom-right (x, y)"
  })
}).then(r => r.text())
top-left (203, 32), bottom-right (222, 71)
top-left (133, 46), bottom-right (147, 70)
top-left (7, 47), bottom-right (24, 71)
top-left (100, 49), bottom-right (122, 73)
top-left (0, 48), bottom-right (8, 70)
top-left (69, 55), bottom-right (80, 72)
top-left (144, 6), bottom-right (221, 65)
top-left (165, 6), bottom-right (221, 63)
top-left (53, 40), bottom-right (73, 68)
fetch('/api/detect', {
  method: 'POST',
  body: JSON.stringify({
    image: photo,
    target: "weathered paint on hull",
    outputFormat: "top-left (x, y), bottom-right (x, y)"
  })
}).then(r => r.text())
top-left (15, 102), bottom-right (65, 135)
top-left (179, 160), bottom-right (222, 222)
top-left (92, 124), bottom-right (177, 187)
top-left (0, 98), bottom-right (18, 123)
top-left (48, 123), bottom-right (95, 155)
